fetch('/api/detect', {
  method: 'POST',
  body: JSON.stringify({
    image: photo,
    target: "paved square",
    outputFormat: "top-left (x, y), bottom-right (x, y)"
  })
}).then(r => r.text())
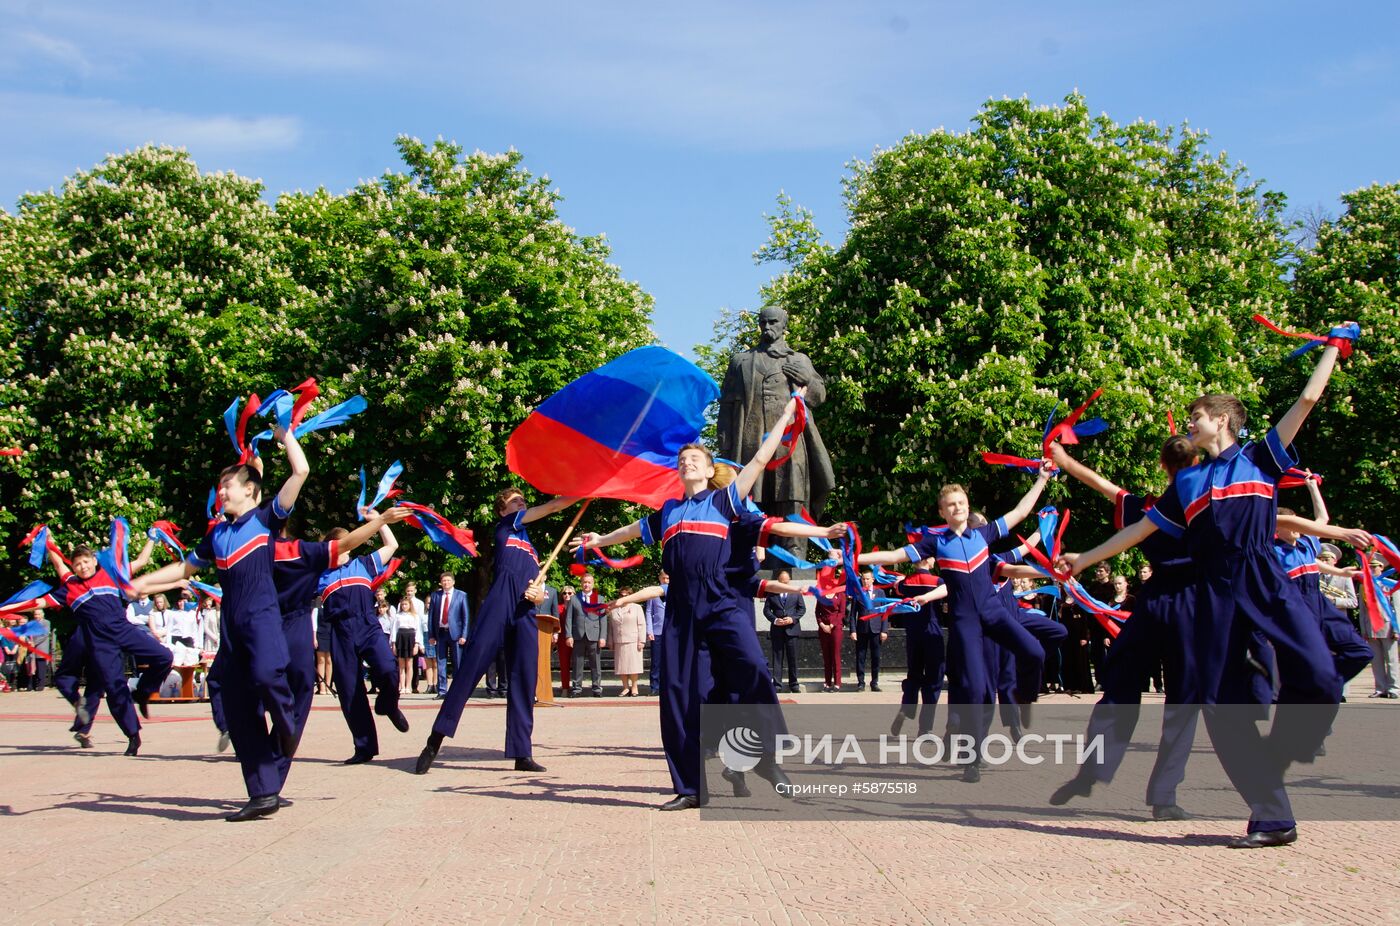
top-left (2, 684), bottom-right (1397, 925)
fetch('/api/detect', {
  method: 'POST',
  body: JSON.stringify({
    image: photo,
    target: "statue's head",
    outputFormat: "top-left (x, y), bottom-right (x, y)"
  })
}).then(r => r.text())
top-left (757, 305), bottom-right (788, 347)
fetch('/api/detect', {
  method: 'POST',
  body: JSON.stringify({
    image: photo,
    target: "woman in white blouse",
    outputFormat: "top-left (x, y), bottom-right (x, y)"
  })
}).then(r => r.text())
top-left (394, 596), bottom-right (424, 694)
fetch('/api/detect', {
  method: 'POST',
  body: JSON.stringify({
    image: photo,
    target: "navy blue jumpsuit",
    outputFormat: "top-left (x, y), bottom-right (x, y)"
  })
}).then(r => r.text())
top-left (1147, 430), bottom-right (1340, 832)
top-left (430, 510), bottom-right (540, 758)
top-left (189, 498), bottom-right (299, 800)
top-left (318, 550), bottom-right (399, 757)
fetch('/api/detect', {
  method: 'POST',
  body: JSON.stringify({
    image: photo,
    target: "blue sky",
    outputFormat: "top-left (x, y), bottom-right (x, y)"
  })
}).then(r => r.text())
top-left (2, 1), bottom-right (1396, 356)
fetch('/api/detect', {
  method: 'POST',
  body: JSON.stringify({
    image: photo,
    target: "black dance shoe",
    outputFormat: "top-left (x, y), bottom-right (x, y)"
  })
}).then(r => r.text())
top-left (1152, 804), bottom-right (1192, 821)
top-left (415, 732), bottom-right (444, 775)
top-left (1228, 827), bottom-right (1297, 849)
top-left (721, 767), bottom-right (752, 798)
top-left (514, 757), bottom-right (546, 772)
top-left (658, 794), bottom-right (701, 811)
top-left (226, 795), bottom-right (280, 822)
top-left (124, 733), bottom-right (141, 757)
top-left (74, 732), bottom-right (92, 748)
top-left (1049, 775), bottom-right (1094, 805)
top-left (343, 751), bottom-right (375, 765)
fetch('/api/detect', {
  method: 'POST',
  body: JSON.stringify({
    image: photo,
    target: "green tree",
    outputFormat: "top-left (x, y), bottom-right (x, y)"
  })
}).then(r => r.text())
top-left (755, 94), bottom-right (1296, 549)
top-left (1281, 183), bottom-right (1400, 536)
top-left (276, 137), bottom-right (656, 584)
top-left (0, 139), bottom-right (658, 593)
top-left (0, 146), bottom-right (311, 573)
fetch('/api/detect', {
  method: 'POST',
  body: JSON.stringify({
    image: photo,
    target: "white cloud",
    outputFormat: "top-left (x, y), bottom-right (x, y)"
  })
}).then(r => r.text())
top-left (14, 29), bottom-right (94, 76)
top-left (1, 0), bottom-right (383, 76)
top-left (0, 91), bottom-right (302, 154)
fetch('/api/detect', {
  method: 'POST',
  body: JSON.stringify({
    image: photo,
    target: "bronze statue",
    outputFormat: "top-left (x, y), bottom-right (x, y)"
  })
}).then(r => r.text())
top-left (717, 306), bottom-right (836, 528)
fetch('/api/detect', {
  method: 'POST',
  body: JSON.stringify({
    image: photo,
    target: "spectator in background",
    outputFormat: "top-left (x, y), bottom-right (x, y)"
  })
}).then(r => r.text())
top-left (16, 609), bottom-right (50, 691)
top-left (848, 570), bottom-right (889, 692)
top-left (567, 573), bottom-right (606, 697)
top-left (644, 574), bottom-right (666, 695)
top-left (126, 593), bottom-right (155, 631)
top-left (557, 586), bottom-right (576, 696)
top-left (1343, 547), bottom-right (1396, 699)
top-left (147, 594), bottom-right (175, 649)
top-left (0, 618), bottom-right (19, 690)
top-left (370, 601), bottom-right (394, 695)
top-left (164, 594), bottom-right (202, 667)
top-left (428, 572), bottom-right (469, 700)
top-left (763, 569), bottom-right (805, 693)
top-left (815, 584), bottom-right (847, 692)
top-left (609, 587), bottom-right (647, 697)
top-left (394, 595), bottom-right (423, 695)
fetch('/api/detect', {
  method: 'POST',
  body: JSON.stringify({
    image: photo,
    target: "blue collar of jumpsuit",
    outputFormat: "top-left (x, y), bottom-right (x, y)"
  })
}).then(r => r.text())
top-left (1211, 442), bottom-right (1243, 463)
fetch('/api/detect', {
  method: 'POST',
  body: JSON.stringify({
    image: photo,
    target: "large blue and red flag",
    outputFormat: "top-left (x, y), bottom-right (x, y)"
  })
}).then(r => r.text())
top-left (506, 346), bottom-right (719, 509)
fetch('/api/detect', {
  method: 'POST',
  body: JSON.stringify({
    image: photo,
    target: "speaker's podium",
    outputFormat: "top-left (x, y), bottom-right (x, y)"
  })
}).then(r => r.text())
top-left (536, 613), bottom-right (560, 704)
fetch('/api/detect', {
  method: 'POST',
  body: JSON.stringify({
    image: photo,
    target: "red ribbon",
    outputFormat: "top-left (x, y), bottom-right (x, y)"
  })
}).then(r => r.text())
top-left (765, 394), bottom-right (808, 471)
top-left (0, 448), bottom-right (22, 457)
top-left (1043, 388), bottom-right (1103, 457)
top-left (0, 626), bottom-right (51, 661)
top-left (1166, 410), bottom-right (1177, 436)
top-left (1277, 469), bottom-right (1322, 490)
top-left (289, 378), bottom-right (320, 434)
top-left (982, 452), bottom-right (1043, 470)
top-left (1252, 314), bottom-right (1356, 360)
top-left (1357, 553), bottom-right (1388, 635)
top-left (371, 557), bottom-right (403, 591)
top-left (236, 392), bottom-right (261, 463)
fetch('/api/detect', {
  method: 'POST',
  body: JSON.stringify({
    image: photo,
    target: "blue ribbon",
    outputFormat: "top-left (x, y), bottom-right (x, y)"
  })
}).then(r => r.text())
top-left (358, 460), bottom-right (403, 519)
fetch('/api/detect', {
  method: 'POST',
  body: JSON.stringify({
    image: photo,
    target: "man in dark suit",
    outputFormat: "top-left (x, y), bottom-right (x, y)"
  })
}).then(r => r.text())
top-left (763, 570), bottom-right (805, 693)
top-left (848, 570), bottom-right (889, 692)
top-left (565, 573), bottom-right (607, 697)
top-left (428, 572), bottom-right (470, 698)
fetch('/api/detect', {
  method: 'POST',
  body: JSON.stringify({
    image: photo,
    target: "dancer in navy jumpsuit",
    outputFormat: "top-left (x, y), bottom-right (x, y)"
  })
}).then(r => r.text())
top-left (860, 467), bottom-right (1052, 782)
top-left (1046, 437), bottom-right (1207, 819)
top-left (415, 490), bottom-right (581, 776)
top-left (1274, 499), bottom-right (1373, 700)
top-left (134, 426), bottom-right (310, 822)
top-left (574, 392), bottom-right (841, 809)
top-left (44, 536), bottom-right (170, 755)
top-left (318, 513), bottom-right (411, 764)
top-left (1062, 336), bottom-right (1367, 847)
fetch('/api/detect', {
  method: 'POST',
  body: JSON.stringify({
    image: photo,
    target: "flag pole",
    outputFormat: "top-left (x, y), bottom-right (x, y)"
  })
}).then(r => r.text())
top-left (530, 497), bottom-right (593, 590)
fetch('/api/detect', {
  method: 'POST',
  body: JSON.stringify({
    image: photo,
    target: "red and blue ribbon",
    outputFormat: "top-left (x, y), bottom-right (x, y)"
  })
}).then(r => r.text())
top-left (95, 517), bottom-right (138, 597)
top-left (1, 580), bottom-right (56, 614)
top-left (399, 502), bottom-right (479, 558)
top-left (249, 394), bottom-right (368, 451)
top-left (1043, 389), bottom-right (1108, 457)
top-left (190, 580), bottom-right (223, 602)
top-left (1253, 314), bottom-right (1360, 360)
top-left (371, 557), bottom-right (404, 591)
top-left (571, 544), bottom-right (645, 576)
top-left (19, 523), bottom-right (64, 569)
top-left (839, 524), bottom-right (919, 620)
top-left (147, 520), bottom-right (186, 560)
top-left (358, 461), bottom-right (405, 519)
top-left (0, 621), bottom-right (52, 661)
top-left (223, 393), bottom-right (262, 463)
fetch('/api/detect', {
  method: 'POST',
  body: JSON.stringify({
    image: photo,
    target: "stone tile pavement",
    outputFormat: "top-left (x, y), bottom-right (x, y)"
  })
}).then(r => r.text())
top-left (1, 682), bottom-right (1397, 926)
